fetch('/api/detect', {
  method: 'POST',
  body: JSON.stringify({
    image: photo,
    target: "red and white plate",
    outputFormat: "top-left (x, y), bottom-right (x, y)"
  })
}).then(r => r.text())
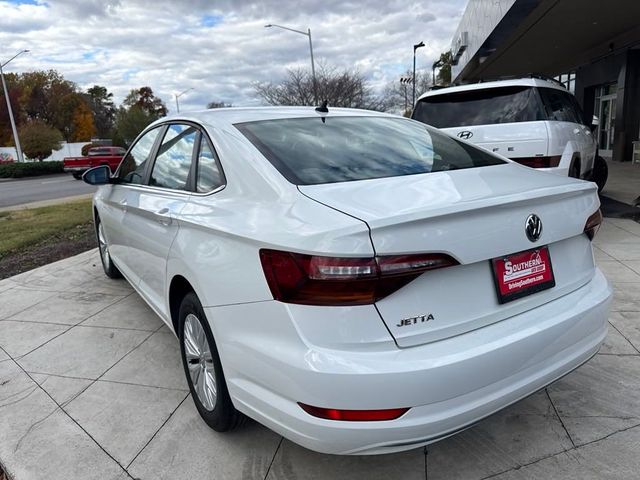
top-left (492, 246), bottom-right (555, 304)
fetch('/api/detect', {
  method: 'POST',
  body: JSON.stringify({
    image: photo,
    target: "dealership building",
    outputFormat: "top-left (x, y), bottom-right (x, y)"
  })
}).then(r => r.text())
top-left (449, 0), bottom-right (640, 163)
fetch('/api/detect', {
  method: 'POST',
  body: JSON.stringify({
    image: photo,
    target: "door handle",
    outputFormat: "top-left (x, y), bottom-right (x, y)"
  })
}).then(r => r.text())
top-left (155, 208), bottom-right (172, 226)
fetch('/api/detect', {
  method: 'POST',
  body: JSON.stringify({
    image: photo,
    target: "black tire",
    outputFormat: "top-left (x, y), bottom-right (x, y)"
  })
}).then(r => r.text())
top-left (96, 216), bottom-right (122, 279)
top-left (593, 155), bottom-right (608, 193)
top-left (569, 160), bottom-right (581, 179)
top-left (179, 292), bottom-right (244, 431)
top-left (72, 172), bottom-right (82, 180)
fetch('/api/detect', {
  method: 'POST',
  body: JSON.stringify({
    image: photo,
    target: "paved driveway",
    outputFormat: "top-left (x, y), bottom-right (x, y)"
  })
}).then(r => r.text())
top-left (1, 219), bottom-right (639, 480)
top-left (0, 174), bottom-right (95, 209)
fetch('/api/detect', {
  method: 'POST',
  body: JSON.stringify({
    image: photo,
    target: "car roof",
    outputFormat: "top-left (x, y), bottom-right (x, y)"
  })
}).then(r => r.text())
top-left (150, 107), bottom-right (396, 132)
top-left (417, 78), bottom-right (568, 101)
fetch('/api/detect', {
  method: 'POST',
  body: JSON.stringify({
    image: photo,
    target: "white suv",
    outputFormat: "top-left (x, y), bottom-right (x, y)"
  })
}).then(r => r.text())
top-left (412, 77), bottom-right (608, 191)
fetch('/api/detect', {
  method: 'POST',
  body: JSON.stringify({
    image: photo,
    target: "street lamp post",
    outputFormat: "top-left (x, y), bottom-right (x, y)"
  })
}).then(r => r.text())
top-left (174, 87), bottom-right (193, 113)
top-left (1, 49), bottom-right (29, 163)
top-left (412, 41), bottom-right (425, 109)
top-left (265, 24), bottom-right (318, 105)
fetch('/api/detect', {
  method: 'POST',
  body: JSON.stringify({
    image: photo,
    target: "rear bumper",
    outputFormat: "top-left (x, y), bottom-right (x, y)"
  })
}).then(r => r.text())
top-left (63, 166), bottom-right (86, 173)
top-left (211, 269), bottom-right (612, 455)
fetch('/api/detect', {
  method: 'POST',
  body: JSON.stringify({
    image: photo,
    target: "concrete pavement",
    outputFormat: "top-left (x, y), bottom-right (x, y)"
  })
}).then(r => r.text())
top-left (0, 219), bottom-right (639, 479)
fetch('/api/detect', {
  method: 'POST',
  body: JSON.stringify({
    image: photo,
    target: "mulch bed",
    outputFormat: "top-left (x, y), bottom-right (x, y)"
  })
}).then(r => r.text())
top-left (0, 222), bottom-right (97, 280)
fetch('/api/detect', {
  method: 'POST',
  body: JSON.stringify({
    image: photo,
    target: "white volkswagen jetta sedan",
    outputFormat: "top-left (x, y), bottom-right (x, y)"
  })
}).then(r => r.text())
top-left (84, 107), bottom-right (612, 455)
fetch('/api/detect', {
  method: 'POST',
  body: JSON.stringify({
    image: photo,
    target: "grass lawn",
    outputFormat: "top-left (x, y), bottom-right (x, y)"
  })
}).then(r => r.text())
top-left (0, 199), bottom-right (97, 280)
top-left (0, 199), bottom-right (94, 260)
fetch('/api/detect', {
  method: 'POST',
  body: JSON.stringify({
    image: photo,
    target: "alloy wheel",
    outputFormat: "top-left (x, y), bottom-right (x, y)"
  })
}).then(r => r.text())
top-left (183, 313), bottom-right (217, 411)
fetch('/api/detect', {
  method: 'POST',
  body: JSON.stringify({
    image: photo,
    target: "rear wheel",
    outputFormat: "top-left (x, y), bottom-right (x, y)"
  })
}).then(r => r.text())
top-left (569, 160), bottom-right (581, 179)
top-left (179, 292), bottom-right (244, 431)
top-left (96, 216), bottom-right (122, 279)
top-left (592, 155), bottom-right (608, 193)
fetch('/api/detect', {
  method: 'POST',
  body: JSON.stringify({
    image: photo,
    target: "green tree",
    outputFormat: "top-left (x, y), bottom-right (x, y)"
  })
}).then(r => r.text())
top-left (113, 105), bottom-right (155, 146)
top-left (19, 70), bottom-right (76, 124)
top-left (86, 85), bottom-right (116, 138)
top-left (17, 120), bottom-right (63, 161)
top-left (123, 86), bottom-right (167, 117)
top-left (435, 51), bottom-right (453, 86)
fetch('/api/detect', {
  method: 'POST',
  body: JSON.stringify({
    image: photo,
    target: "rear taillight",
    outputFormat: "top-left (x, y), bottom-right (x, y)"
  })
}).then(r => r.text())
top-left (298, 403), bottom-right (409, 421)
top-left (259, 249), bottom-right (458, 306)
top-left (511, 156), bottom-right (561, 168)
top-left (584, 209), bottom-right (603, 240)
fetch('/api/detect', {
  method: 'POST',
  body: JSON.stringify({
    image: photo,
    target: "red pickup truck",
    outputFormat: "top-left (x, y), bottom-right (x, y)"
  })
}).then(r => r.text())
top-left (63, 146), bottom-right (126, 179)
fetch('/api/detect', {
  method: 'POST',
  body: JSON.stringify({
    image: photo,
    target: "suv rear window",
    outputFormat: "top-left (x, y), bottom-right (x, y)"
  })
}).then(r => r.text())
top-left (235, 116), bottom-right (505, 185)
top-left (413, 86), bottom-right (545, 128)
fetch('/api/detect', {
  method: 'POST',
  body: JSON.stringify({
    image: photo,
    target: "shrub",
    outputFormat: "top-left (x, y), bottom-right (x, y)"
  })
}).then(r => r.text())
top-left (0, 161), bottom-right (64, 178)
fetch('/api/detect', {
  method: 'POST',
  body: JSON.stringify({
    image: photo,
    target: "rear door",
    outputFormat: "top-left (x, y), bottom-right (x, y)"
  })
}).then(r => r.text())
top-left (538, 87), bottom-right (596, 176)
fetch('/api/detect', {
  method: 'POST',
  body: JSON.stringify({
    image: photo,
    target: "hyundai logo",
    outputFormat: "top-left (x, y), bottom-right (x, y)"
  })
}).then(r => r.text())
top-left (525, 214), bottom-right (543, 242)
top-left (457, 130), bottom-right (473, 140)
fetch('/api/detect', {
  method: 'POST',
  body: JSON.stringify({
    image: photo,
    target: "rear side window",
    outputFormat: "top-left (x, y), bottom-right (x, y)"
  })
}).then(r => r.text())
top-left (538, 87), bottom-right (583, 124)
top-left (149, 124), bottom-right (198, 191)
top-left (412, 86), bottom-right (544, 128)
top-left (196, 136), bottom-right (224, 193)
top-left (236, 116), bottom-right (505, 185)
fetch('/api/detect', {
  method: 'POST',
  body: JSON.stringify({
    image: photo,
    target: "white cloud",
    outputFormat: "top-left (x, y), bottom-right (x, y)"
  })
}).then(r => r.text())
top-left (0, 0), bottom-right (467, 112)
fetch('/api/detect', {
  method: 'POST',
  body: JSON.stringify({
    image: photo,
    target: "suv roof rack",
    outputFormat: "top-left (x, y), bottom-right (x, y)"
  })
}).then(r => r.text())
top-left (476, 73), bottom-right (567, 89)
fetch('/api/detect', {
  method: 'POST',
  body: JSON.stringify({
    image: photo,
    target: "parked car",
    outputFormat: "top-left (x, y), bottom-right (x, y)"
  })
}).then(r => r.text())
top-left (412, 77), bottom-right (609, 191)
top-left (84, 107), bottom-right (612, 455)
top-left (63, 146), bottom-right (126, 179)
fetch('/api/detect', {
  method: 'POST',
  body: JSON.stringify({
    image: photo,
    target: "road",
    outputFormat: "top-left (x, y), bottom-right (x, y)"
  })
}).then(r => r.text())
top-left (0, 174), bottom-right (96, 208)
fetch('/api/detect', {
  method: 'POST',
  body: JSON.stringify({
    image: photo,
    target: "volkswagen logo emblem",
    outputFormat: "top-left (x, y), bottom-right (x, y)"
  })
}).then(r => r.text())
top-left (457, 130), bottom-right (473, 140)
top-left (525, 214), bottom-right (543, 242)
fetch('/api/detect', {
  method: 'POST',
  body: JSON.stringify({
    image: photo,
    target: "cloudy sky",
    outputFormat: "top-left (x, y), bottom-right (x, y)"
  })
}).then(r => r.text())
top-left (1, 0), bottom-right (467, 113)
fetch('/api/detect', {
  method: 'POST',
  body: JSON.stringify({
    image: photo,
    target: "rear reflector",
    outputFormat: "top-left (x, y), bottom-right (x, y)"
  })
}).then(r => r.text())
top-left (298, 403), bottom-right (409, 421)
top-left (511, 156), bottom-right (561, 168)
top-left (259, 249), bottom-right (458, 306)
top-left (584, 209), bottom-right (603, 240)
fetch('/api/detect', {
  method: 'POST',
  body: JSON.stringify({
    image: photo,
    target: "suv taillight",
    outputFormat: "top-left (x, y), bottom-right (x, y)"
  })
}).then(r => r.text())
top-left (259, 249), bottom-right (458, 306)
top-left (584, 209), bottom-right (603, 240)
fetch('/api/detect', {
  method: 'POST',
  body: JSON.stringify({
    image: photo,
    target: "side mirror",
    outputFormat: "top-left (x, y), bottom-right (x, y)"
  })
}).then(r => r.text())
top-left (83, 165), bottom-right (112, 185)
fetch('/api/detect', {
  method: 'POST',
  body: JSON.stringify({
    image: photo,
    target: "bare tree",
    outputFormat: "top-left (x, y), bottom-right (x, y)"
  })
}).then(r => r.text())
top-left (381, 69), bottom-right (432, 116)
top-left (255, 65), bottom-right (385, 111)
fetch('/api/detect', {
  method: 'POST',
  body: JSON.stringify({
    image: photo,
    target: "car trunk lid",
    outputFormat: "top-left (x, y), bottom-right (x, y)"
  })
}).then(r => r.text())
top-left (299, 163), bottom-right (599, 347)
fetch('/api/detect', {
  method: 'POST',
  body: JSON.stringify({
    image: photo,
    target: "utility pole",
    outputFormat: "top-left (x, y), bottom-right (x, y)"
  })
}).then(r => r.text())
top-left (412, 41), bottom-right (425, 109)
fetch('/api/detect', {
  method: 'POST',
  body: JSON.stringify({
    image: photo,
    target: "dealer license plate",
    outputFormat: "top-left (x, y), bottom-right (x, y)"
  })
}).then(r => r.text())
top-left (491, 246), bottom-right (555, 304)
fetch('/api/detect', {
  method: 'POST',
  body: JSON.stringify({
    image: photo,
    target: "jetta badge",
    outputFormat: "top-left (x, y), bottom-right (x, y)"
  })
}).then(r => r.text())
top-left (457, 130), bottom-right (473, 140)
top-left (397, 313), bottom-right (434, 327)
top-left (525, 214), bottom-right (543, 242)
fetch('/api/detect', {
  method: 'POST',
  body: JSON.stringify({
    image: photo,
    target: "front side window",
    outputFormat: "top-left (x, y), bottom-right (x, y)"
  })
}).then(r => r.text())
top-left (149, 124), bottom-right (198, 191)
top-left (236, 116), bottom-right (505, 185)
top-left (118, 127), bottom-right (161, 184)
top-left (412, 86), bottom-right (544, 128)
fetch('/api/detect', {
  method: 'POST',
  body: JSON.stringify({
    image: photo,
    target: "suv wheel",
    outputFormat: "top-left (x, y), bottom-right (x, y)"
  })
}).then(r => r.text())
top-left (179, 292), bottom-right (245, 431)
top-left (593, 156), bottom-right (608, 193)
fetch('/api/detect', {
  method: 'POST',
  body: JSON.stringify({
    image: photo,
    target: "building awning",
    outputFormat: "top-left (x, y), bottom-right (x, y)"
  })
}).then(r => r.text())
top-left (456, 0), bottom-right (640, 82)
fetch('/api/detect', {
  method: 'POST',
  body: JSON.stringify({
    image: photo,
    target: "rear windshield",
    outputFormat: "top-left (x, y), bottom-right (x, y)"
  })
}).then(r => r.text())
top-left (235, 116), bottom-right (505, 185)
top-left (412, 86), bottom-right (545, 128)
